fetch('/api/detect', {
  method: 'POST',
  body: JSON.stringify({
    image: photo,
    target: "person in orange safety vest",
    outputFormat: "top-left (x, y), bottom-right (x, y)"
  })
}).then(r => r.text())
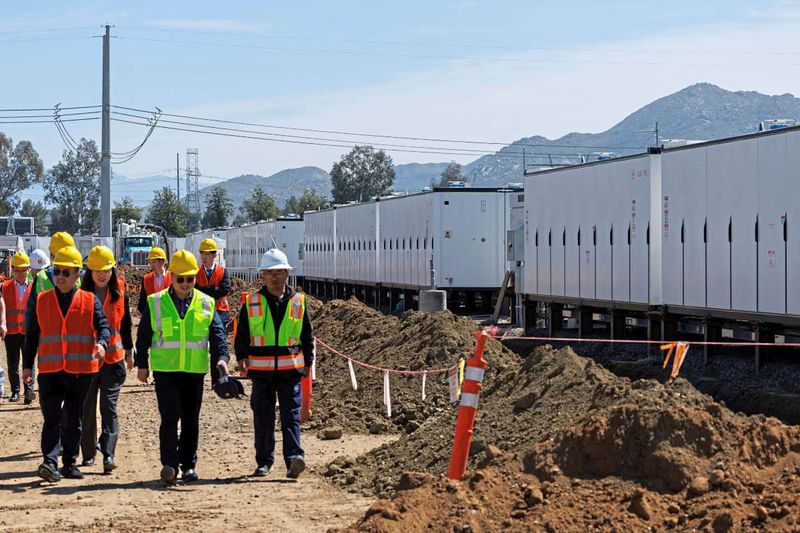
top-left (22, 246), bottom-right (110, 483)
top-left (195, 238), bottom-right (230, 387)
top-left (2, 251), bottom-right (31, 403)
top-left (80, 246), bottom-right (135, 474)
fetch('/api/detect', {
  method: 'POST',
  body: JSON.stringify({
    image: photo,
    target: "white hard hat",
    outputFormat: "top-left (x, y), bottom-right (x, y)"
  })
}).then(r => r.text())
top-left (259, 248), bottom-right (292, 271)
top-left (30, 248), bottom-right (50, 270)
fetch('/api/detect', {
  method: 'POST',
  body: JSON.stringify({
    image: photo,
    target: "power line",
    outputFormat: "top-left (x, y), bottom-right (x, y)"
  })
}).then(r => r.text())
top-left (111, 105), bottom-right (645, 151)
top-left (0, 116), bottom-right (98, 124)
top-left (113, 35), bottom-right (800, 67)
top-left (117, 25), bottom-right (800, 57)
top-left (0, 26), bottom-right (98, 35)
top-left (0, 105), bottom-right (99, 112)
top-left (0, 36), bottom-right (95, 45)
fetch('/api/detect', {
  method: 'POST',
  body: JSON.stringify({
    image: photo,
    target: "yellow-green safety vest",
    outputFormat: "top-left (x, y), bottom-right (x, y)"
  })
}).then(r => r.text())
top-left (148, 288), bottom-right (215, 373)
top-left (245, 292), bottom-right (305, 372)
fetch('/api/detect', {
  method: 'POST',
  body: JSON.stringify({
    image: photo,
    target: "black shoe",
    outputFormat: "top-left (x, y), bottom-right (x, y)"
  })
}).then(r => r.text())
top-left (81, 457), bottom-right (95, 467)
top-left (24, 391), bottom-right (36, 405)
top-left (103, 457), bottom-right (117, 474)
top-left (160, 465), bottom-right (177, 486)
top-left (286, 457), bottom-right (305, 479)
top-left (37, 463), bottom-right (62, 483)
top-left (253, 465), bottom-right (271, 477)
top-left (61, 465), bottom-right (84, 479)
top-left (9, 393), bottom-right (19, 402)
top-left (182, 468), bottom-right (199, 482)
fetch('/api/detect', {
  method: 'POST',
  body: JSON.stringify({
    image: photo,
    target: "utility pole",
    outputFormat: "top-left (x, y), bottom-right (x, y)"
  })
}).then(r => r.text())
top-left (100, 24), bottom-right (112, 237)
top-left (176, 153), bottom-right (181, 202)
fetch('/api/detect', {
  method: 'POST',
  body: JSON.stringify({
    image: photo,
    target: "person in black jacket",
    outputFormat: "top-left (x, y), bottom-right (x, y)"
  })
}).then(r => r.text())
top-left (234, 249), bottom-right (313, 479)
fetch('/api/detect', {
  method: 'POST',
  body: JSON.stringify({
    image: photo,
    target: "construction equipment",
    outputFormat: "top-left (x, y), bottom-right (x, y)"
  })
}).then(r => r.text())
top-left (115, 221), bottom-right (170, 269)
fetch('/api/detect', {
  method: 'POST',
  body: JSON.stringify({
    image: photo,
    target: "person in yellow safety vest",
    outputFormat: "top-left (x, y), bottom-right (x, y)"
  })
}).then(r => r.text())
top-left (2, 251), bottom-right (31, 403)
top-left (24, 232), bottom-right (79, 406)
top-left (137, 246), bottom-right (171, 315)
top-left (135, 249), bottom-right (230, 485)
top-left (22, 245), bottom-right (110, 483)
top-left (195, 238), bottom-right (231, 389)
top-left (234, 248), bottom-right (314, 479)
top-left (80, 246), bottom-right (135, 474)
top-left (29, 248), bottom-right (50, 279)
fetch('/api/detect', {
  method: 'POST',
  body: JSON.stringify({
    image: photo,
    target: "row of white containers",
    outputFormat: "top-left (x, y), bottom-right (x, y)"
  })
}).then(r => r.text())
top-left (304, 190), bottom-right (510, 289)
top-left (523, 126), bottom-right (800, 317)
top-left (224, 218), bottom-right (305, 277)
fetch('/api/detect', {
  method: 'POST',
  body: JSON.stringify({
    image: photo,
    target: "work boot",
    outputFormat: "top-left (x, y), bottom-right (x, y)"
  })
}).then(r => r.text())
top-left (253, 465), bottom-right (270, 477)
top-left (81, 457), bottom-right (95, 467)
top-left (9, 392), bottom-right (19, 402)
top-left (24, 390), bottom-right (36, 405)
top-left (103, 457), bottom-right (117, 474)
top-left (160, 465), bottom-right (177, 486)
top-left (286, 457), bottom-right (305, 479)
top-left (61, 465), bottom-right (84, 479)
top-left (182, 468), bottom-right (199, 482)
top-left (37, 463), bottom-right (62, 483)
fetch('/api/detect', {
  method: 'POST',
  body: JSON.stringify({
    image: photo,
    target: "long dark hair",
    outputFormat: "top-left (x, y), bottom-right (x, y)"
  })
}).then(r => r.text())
top-left (81, 267), bottom-right (122, 302)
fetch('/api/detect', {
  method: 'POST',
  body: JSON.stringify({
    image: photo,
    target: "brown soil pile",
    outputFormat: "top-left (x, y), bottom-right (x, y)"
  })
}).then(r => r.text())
top-left (309, 297), bottom-right (518, 438)
top-left (334, 346), bottom-right (800, 532)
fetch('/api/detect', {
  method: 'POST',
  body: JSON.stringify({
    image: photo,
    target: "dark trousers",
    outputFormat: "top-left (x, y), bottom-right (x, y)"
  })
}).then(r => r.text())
top-left (209, 311), bottom-right (230, 387)
top-left (38, 371), bottom-right (94, 469)
top-left (81, 360), bottom-right (126, 461)
top-left (154, 371), bottom-right (204, 471)
top-left (4, 333), bottom-right (33, 395)
top-left (251, 374), bottom-right (303, 469)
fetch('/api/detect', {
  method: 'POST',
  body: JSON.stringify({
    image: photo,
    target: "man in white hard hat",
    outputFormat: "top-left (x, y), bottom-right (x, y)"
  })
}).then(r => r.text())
top-left (29, 249), bottom-right (50, 278)
top-left (234, 248), bottom-right (313, 479)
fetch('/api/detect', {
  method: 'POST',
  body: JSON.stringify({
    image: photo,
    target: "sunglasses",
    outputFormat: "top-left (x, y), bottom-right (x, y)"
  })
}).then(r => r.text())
top-left (203, 251), bottom-right (217, 255)
top-left (175, 276), bottom-right (195, 284)
top-left (53, 268), bottom-right (76, 277)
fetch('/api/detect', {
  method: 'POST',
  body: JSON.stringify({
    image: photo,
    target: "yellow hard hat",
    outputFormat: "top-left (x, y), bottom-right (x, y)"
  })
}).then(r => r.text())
top-left (87, 245), bottom-right (116, 271)
top-left (147, 246), bottom-right (167, 261)
top-left (49, 231), bottom-right (75, 256)
top-left (52, 245), bottom-right (83, 269)
top-left (11, 250), bottom-right (30, 268)
top-left (169, 249), bottom-right (199, 276)
top-left (199, 238), bottom-right (218, 252)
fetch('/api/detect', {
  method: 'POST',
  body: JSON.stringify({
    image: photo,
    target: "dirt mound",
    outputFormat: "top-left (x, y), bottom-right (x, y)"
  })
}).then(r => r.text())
top-left (309, 297), bottom-right (518, 440)
top-left (525, 387), bottom-right (800, 492)
top-left (326, 345), bottom-right (622, 496)
top-left (335, 346), bottom-right (800, 532)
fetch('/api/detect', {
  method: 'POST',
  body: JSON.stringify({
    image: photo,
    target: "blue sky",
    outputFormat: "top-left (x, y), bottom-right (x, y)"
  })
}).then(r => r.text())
top-left (2, 0), bottom-right (800, 200)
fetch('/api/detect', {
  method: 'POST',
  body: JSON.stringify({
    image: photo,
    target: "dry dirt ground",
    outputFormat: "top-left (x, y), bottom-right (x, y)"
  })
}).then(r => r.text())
top-left (0, 364), bottom-right (396, 533)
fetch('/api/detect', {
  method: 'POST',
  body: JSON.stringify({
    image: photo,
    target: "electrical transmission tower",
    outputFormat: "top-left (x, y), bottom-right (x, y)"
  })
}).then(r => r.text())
top-left (185, 148), bottom-right (201, 215)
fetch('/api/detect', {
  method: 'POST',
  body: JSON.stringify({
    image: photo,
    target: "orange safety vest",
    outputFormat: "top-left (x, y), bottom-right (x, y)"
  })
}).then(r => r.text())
top-left (196, 265), bottom-right (230, 312)
top-left (86, 278), bottom-right (126, 364)
top-left (36, 289), bottom-right (99, 374)
top-left (143, 271), bottom-right (172, 295)
top-left (2, 279), bottom-right (32, 334)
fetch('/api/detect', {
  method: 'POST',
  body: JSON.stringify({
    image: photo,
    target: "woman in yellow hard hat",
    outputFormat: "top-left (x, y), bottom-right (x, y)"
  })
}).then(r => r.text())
top-left (22, 245), bottom-right (110, 483)
top-left (79, 246), bottom-right (134, 474)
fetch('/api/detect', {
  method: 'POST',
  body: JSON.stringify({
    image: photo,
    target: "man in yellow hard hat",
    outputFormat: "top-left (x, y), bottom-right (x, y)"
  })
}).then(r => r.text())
top-left (2, 251), bottom-right (32, 403)
top-left (135, 249), bottom-right (229, 485)
top-left (22, 245), bottom-right (110, 483)
top-left (137, 246), bottom-right (171, 315)
top-left (195, 238), bottom-right (231, 388)
top-left (23, 232), bottom-right (78, 405)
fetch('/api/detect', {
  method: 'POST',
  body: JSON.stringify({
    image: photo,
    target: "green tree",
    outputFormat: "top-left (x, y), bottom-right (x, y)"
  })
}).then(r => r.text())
top-left (296, 188), bottom-right (329, 213)
top-left (282, 195), bottom-right (299, 216)
top-left (0, 133), bottom-right (44, 216)
top-left (147, 187), bottom-right (188, 237)
top-left (113, 196), bottom-right (143, 226)
top-left (242, 186), bottom-right (280, 222)
top-left (330, 145), bottom-right (395, 203)
top-left (19, 199), bottom-right (48, 236)
top-left (437, 161), bottom-right (463, 187)
top-left (44, 139), bottom-right (101, 234)
top-left (201, 186), bottom-right (234, 228)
